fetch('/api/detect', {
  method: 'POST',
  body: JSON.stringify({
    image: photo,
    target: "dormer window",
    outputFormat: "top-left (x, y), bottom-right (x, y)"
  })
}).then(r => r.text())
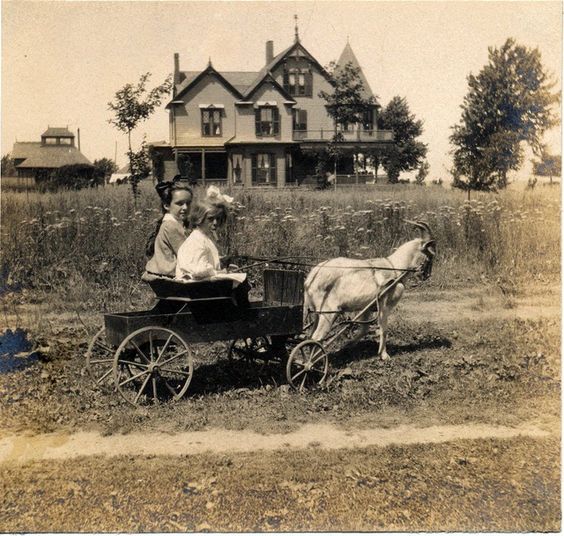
top-left (201, 107), bottom-right (222, 136)
top-left (283, 68), bottom-right (313, 97)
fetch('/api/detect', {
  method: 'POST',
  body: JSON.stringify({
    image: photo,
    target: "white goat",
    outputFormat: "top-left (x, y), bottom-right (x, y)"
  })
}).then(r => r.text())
top-left (303, 221), bottom-right (436, 360)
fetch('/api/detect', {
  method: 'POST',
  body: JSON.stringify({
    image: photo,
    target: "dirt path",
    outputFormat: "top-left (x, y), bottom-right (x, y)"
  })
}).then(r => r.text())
top-left (0, 419), bottom-right (556, 465)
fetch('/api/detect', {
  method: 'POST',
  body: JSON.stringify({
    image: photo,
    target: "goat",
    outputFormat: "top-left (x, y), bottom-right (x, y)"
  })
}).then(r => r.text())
top-left (303, 221), bottom-right (436, 360)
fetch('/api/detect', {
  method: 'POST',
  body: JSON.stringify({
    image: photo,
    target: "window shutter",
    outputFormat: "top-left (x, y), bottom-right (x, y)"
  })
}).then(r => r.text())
top-left (273, 108), bottom-right (280, 135)
top-left (255, 108), bottom-right (261, 136)
top-left (283, 70), bottom-right (289, 92)
top-left (271, 153), bottom-right (277, 183)
top-left (251, 154), bottom-right (257, 182)
top-left (299, 109), bottom-right (307, 129)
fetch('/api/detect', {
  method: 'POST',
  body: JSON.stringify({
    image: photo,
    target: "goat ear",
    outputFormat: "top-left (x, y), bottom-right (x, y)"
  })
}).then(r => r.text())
top-left (422, 240), bottom-right (436, 256)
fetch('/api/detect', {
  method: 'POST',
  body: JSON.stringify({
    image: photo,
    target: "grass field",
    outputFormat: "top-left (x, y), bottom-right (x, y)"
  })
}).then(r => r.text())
top-left (1, 180), bottom-right (559, 314)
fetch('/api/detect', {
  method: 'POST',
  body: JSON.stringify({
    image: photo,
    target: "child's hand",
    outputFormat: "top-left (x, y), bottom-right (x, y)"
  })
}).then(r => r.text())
top-left (227, 264), bottom-right (240, 272)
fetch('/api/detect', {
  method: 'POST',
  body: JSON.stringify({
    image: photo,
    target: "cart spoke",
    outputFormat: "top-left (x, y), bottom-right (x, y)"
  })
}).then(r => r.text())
top-left (158, 348), bottom-right (190, 367)
top-left (291, 368), bottom-right (307, 382)
top-left (149, 331), bottom-right (154, 361)
top-left (130, 340), bottom-right (151, 364)
top-left (152, 376), bottom-right (158, 402)
top-left (95, 368), bottom-right (113, 384)
top-left (119, 359), bottom-right (148, 369)
top-left (118, 368), bottom-right (149, 387)
top-left (156, 334), bottom-right (174, 364)
top-left (159, 367), bottom-right (192, 376)
top-left (134, 373), bottom-right (152, 404)
top-left (299, 373), bottom-right (307, 390)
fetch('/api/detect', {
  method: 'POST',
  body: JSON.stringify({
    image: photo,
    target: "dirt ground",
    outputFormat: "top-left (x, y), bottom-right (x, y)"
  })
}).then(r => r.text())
top-left (0, 282), bottom-right (560, 531)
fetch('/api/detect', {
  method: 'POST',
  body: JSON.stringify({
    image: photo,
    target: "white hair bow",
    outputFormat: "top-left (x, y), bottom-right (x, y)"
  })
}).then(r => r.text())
top-left (206, 185), bottom-right (234, 205)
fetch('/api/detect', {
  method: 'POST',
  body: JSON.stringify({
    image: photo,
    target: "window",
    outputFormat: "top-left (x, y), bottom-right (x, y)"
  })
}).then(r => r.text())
top-left (283, 68), bottom-right (313, 97)
top-left (252, 153), bottom-right (277, 184)
top-left (255, 106), bottom-right (280, 137)
top-left (362, 109), bottom-right (374, 132)
top-left (201, 108), bottom-right (222, 136)
top-left (44, 138), bottom-right (57, 145)
top-left (293, 109), bottom-right (307, 132)
top-left (59, 138), bottom-right (72, 145)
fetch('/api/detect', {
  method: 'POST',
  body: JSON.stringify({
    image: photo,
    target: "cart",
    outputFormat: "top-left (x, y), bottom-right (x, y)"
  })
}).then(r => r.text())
top-left (85, 266), bottom-right (409, 405)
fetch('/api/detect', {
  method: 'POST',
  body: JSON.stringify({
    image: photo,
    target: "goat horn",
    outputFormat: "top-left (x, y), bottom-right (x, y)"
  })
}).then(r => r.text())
top-left (416, 221), bottom-right (433, 240)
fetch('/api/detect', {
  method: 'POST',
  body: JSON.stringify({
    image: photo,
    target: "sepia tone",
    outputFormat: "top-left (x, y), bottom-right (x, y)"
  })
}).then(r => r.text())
top-left (0, 0), bottom-right (561, 532)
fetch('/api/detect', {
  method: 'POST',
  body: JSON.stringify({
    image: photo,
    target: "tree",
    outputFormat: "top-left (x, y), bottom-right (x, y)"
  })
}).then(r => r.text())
top-left (318, 61), bottom-right (376, 178)
top-left (415, 160), bottom-right (430, 185)
top-left (532, 151), bottom-right (561, 184)
top-left (1, 153), bottom-right (16, 177)
top-left (108, 72), bottom-right (171, 198)
top-left (92, 158), bottom-right (118, 184)
top-left (375, 96), bottom-right (427, 183)
top-left (450, 38), bottom-right (559, 192)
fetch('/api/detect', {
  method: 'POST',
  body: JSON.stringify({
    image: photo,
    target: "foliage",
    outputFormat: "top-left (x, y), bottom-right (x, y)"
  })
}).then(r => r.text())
top-left (108, 73), bottom-right (171, 198)
top-left (1, 182), bottom-right (559, 311)
top-left (376, 96), bottom-right (427, 183)
top-left (147, 146), bottom-right (165, 182)
top-left (415, 160), bottom-right (430, 185)
top-left (93, 158), bottom-right (118, 183)
top-left (1, 153), bottom-right (16, 177)
top-left (318, 61), bottom-right (376, 173)
top-left (319, 61), bottom-right (376, 128)
top-left (33, 164), bottom-right (100, 192)
top-left (126, 139), bottom-right (152, 196)
top-left (450, 38), bottom-right (560, 192)
top-left (532, 151), bottom-right (561, 182)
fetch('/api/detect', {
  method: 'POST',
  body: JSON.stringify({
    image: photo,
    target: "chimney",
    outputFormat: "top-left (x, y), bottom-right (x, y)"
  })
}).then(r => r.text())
top-left (266, 41), bottom-right (274, 64)
top-left (173, 53), bottom-right (180, 95)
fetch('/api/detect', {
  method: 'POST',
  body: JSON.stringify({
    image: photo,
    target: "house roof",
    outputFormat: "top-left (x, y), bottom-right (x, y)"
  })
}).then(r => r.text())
top-left (168, 65), bottom-right (246, 107)
top-left (41, 127), bottom-right (74, 138)
top-left (170, 39), bottom-right (331, 106)
top-left (336, 42), bottom-right (376, 101)
top-left (12, 142), bottom-right (91, 169)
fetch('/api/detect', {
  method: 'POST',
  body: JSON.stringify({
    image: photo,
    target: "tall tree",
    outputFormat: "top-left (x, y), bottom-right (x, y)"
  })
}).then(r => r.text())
top-left (1, 153), bottom-right (16, 177)
top-left (108, 72), bottom-right (171, 198)
top-left (375, 96), bottom-right (427, 183)
top-left (318, 61), bottom-right (376, 177)
top-left (532, 151), bottom-right (561, 184)
top-left (450, 38), bottom-right (559, 191)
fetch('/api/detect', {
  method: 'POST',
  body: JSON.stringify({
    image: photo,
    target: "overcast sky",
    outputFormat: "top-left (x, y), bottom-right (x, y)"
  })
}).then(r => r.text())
top-left (2, 1), bottom-right (562, 180)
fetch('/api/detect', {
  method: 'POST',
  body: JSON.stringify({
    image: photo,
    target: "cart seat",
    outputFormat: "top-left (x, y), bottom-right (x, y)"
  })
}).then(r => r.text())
top-left (143, 273), bottom-right (250, 320)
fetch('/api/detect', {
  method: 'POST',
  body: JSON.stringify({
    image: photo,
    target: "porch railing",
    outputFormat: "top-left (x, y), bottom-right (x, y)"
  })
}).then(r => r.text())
top-left (292, 129), bottom-right (394, 142)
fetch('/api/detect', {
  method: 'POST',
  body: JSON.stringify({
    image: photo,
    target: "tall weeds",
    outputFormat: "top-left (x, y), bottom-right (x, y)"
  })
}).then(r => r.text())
top-left (1, 181), bottom-right (559, 312)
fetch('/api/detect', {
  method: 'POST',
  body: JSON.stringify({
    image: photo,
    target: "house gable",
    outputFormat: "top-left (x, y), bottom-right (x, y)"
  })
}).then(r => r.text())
top-left (167, 65), bottom-right (243, 108)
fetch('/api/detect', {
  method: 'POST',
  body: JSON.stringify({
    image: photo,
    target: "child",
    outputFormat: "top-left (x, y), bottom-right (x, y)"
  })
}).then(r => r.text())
top-left (144, 180), bottom-right (193, 279)
top-left (176, 188), bottom-right (246, 279)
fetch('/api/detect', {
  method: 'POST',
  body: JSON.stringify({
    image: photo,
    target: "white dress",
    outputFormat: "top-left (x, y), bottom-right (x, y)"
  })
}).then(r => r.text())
top-left (175, 228), bottom-right (246, 285)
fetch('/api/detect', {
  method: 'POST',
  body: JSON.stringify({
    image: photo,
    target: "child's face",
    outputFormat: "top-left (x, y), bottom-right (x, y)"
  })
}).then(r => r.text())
top-left (165, 190), bottom-right (192, 221)
top-left (199, 212), bottom-right (223, 236)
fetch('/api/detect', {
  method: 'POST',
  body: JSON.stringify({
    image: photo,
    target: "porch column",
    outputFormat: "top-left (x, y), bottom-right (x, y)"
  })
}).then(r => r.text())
top-left (201, 149), bottom-right (206, 182)
top-left (227, 151), bottom-right (233, 186)
top-left (277, 151), bottom-right (286, 188)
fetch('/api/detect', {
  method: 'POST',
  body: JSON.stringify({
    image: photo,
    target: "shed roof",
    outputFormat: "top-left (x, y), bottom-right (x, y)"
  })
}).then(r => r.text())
top-left (13, 142), bottom-right (91, 169)
top-left (41, 127), bottom-right (74, 138)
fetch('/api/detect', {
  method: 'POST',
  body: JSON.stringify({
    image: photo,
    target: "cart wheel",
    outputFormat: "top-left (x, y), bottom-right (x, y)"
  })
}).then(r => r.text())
top-left (113, 326), bottom-right (194, 406)
top-left (286, 340), bottom-right (329, 391)
top-left (227, 337), bottom-right (272, 364)
top-left (85, 326), bottom-right (115, 391)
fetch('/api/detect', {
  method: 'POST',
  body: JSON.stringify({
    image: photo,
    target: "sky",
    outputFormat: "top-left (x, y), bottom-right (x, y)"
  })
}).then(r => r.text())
top-left (2, 0), bottom-right (562, 181)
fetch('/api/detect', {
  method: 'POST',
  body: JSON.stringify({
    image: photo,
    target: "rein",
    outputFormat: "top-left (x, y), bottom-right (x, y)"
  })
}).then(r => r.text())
top-left (235, 255), bottom-right (420, 273)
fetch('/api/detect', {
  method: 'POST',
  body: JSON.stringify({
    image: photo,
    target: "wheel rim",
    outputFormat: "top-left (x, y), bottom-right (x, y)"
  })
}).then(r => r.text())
top-left (113, 327), bottom-right (194, 406)
top-left (85, 326), bottom-right (115, 390)
top-left (286, 340), bottom-right (329, 390)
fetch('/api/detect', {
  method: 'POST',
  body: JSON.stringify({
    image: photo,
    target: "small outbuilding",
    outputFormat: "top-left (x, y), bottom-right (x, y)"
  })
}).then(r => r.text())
top-left (12, 127), bottom-right (92, 182)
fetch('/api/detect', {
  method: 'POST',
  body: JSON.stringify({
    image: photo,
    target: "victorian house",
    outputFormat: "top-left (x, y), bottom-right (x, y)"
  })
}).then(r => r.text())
top-left (151, 29), bottom-right (393, 187)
